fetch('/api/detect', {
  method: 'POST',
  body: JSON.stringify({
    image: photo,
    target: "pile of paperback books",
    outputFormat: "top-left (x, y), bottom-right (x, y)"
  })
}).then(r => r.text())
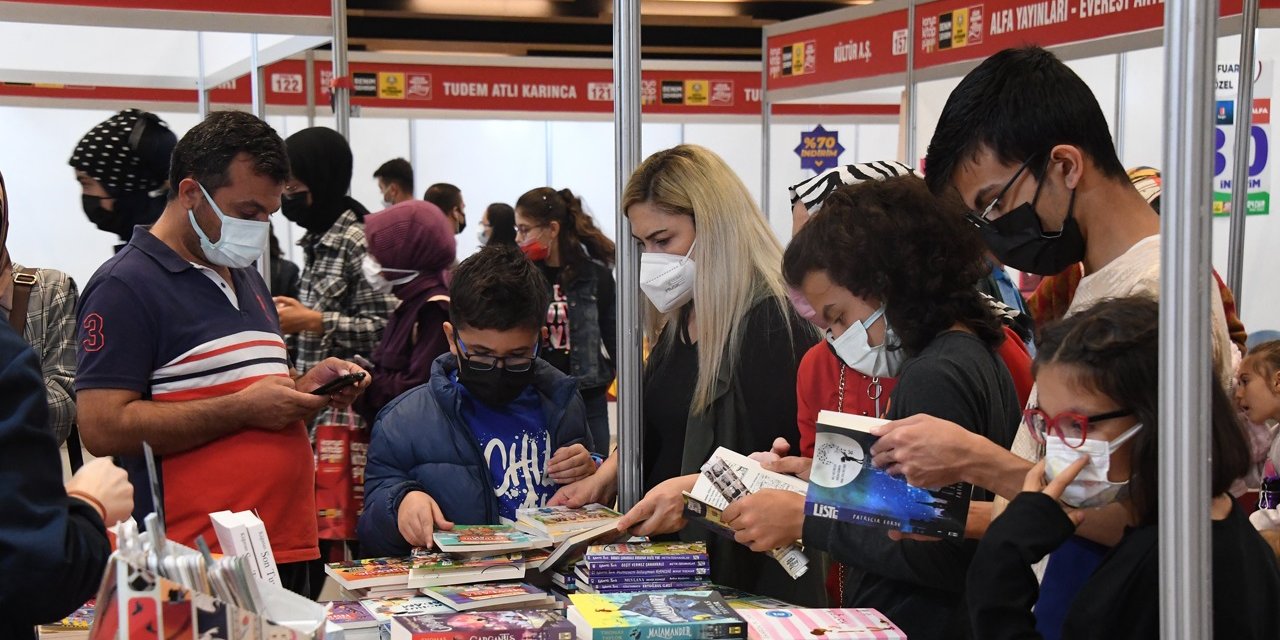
top-left (575, 541), bottom-right (711, 594)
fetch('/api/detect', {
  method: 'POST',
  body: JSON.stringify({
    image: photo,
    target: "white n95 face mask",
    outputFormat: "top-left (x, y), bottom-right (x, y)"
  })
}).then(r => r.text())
top-left (826, 305), bottom-right (905, 378)
top-left (361, 254), bottom-right (419, 294)
top-left (639, 241), bottom-right (696, 314)
top-left (188, 182), bottom-right (269, 269)
top-left (1044, 423), bottom-right (1143, 508)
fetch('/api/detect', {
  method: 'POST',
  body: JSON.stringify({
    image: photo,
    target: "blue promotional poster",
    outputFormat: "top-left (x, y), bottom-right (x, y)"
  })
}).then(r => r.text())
top-left (796, 125), bottom-right (845, 171)
top-left (1214, 59), bottom-right (1272, 216)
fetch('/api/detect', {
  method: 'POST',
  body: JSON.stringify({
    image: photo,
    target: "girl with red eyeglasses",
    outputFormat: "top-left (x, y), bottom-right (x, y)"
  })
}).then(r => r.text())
top-left (967, 296), bottom-right (1279, 640)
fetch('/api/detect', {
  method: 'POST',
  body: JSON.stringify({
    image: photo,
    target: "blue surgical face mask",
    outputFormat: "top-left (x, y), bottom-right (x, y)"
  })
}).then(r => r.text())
top-left (188, 183), bottom-right (269, 269)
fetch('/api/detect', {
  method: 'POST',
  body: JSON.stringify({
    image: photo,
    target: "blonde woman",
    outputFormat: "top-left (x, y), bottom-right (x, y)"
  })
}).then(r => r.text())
top-left (552, 145), bottom-right (824, 604)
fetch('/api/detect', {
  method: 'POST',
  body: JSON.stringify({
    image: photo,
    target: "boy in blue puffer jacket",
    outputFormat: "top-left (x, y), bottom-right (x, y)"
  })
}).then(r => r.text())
top-left (359, 245), bottom-right (599, 557)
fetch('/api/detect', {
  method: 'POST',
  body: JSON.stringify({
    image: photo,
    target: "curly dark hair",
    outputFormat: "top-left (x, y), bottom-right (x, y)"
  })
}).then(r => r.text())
top-left (167, 110), bottom-right (289, 200)
top-left (449, 244), bottom-right (551, 332)
top-left (783, 174), bottom-right (1002, 356)
top-left (1034, 296), bottom-right (1251, 527)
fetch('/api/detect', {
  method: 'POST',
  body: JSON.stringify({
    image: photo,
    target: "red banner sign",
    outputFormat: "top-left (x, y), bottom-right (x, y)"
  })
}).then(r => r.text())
top-left (766, 9), bottom-right (911, 91)
top-left (264, 59), bottom-right (768, 116)
top-left (21, 0), bottom-right (329, 16)
top-left (914, 0), bottom-right (1280, 70)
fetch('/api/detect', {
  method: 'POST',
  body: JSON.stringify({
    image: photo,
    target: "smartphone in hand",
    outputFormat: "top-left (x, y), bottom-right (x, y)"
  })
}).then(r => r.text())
top-left (309, 371), bottom-right (367, 396)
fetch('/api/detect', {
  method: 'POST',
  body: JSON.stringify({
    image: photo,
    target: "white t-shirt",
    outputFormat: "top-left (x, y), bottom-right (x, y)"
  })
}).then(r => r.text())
top-left (1010, 234), bottom-right (1235, 461)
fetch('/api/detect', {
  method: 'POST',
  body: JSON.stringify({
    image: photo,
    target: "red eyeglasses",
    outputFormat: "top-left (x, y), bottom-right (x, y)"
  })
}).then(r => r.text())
top-left (1023, 408), bottom-right (1133, 449)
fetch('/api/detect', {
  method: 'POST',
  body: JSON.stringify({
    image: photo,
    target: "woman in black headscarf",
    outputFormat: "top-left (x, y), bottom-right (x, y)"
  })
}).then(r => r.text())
top-left (274, 127), bottom-right (397, 378)
top-left (68, 109), bottom-right (177, 249)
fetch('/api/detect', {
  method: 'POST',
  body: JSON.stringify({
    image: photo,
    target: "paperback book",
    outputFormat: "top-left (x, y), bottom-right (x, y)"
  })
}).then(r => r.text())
top-left (421, 582), bottom-right (551, 612)
top-left (325, 556), bottom-right (413, 590)
top-left (324, 600), bottom-right (380, 630)
top-left (567, 591), bottom-right (748, 640)
top-left (513, 504), bottom-right (623, 540)
top-left (736, 608), bottom-right (906, 640)
top-left (408, 549), bottom-right (526, 588)
top-left (536, 521), bottom-right (630, 572)
top-left (359, 595), bottom-right (456, 622)
top-left (390, 610), bottom-right (577, 640)
top-left (583, 541), bottom-right (708, 564)
top-left (434, 525), bottom-right (548, 555)
top-left (807, 410), bottom-right (970, 539)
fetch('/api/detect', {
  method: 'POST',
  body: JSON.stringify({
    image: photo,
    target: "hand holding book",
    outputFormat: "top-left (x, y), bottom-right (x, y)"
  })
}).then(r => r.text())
top-left (399, 491), bottom-right (454, 548)
top-left (720, 489), bottom-right (807, 553)
top-left (616, 474), bottom-right (696, 536)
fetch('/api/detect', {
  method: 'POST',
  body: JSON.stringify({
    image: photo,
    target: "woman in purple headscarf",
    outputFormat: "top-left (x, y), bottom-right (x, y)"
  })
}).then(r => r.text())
top-left (354, 200), bottom-right (457, 424)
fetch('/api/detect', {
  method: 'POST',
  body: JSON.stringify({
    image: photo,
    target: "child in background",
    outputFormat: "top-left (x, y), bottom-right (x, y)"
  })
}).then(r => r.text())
top-left (1235, 340), bottom-right (1280, 539)
top-left (358, 246), bottom-right (598, 558)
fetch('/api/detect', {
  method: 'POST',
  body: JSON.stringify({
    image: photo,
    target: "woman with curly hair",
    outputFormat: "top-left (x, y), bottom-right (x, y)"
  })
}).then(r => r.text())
top-left (720, 175), bottom-right (1020, 639)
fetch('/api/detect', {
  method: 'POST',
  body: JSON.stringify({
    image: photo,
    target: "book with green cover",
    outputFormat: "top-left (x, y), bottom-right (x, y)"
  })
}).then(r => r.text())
top-left (433, 525), bottom-right (547, 555)
top-left (567, 591), bottom-right (747, 640)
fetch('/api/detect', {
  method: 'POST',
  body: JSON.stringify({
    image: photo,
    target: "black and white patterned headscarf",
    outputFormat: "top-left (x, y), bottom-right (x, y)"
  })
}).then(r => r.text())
top-left (68, 109), bottom-right (174, 195)
top-left (789, 160), bottom-right (916, 214)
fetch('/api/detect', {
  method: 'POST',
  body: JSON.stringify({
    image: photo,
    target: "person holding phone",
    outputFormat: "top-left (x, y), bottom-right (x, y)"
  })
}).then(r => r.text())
top-left (75, 111), bottom-right (369, 598)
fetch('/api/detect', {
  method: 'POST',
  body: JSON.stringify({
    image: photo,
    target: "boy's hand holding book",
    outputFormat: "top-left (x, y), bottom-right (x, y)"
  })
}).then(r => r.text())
top-left (398, 491), bottom-right (454, 548)
top-left (547, 443), bottom-right (595, 485)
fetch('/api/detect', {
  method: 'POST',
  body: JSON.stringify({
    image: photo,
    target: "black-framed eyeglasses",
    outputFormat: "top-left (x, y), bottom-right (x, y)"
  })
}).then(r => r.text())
top-left (454, 330), bottom-right (540, 372)
top-left (1023, 407), bottom-right (1134, 449)
top-left (966, 155), bottom-right (1039, 228)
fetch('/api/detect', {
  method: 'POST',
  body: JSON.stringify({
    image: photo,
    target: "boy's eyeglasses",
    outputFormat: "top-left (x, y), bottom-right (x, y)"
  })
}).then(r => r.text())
top-left (453, 330), bottom-right (540, 372)
top-left (1023, 407), bottom-right (1134, 449)
top-left (966, 155), bottom-right (1039, 227)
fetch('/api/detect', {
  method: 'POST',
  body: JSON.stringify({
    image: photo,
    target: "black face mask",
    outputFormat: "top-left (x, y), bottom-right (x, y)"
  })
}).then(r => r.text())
top-left (454, 213), bottom-right (467, 235)
top-left (457, 363), bottom-right (536, 407)
top-left (280, 193), bottom-right (310, 225)
top-left (82, 194), bottom-right (122, 231)
top-left (976, 164), bottom-right (1085, 276)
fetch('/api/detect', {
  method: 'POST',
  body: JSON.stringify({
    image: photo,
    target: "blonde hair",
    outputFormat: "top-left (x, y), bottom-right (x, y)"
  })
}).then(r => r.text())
top-left (622, 144), bottom-right (790, 414)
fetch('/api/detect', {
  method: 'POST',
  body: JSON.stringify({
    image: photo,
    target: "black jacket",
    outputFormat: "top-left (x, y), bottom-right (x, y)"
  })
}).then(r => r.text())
top-left (0, 322), bottom-right (109, 640)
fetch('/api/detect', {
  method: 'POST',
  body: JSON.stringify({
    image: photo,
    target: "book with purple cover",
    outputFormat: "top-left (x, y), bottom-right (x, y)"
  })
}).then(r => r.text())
top-left (390, 610), bottom-right (576, 640)
top-left (325, 600), bottom-right (380, 629)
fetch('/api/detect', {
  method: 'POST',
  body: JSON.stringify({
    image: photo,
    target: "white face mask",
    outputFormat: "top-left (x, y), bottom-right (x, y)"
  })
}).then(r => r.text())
top-left (361, 254), bottom-right (419, 294)
top-left (639, 241), bottom-right (696, 314)
top-left (188, 182), bottom-right (269, 269)
top-left (477, 229), bottom-right (490, 245)
top-left (826, 305), bottom-right (904, 378)
top-left (1044, 423), bottom-right (1143, 508)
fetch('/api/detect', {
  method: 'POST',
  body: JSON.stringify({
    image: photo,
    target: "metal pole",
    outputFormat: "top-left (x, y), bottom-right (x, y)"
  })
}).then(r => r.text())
top-left (409, 119), bottom-right (419, 190)
top-left (613, 0), bottom-right (643, 511)
top-left (545, 121), bottom-right (555, 186)
top-left (1227, 0), bottom-right (1260, 309)
top-left (904, 0), bottom-right (917, 165)
top-left (761, 29), bottom-right (771, 219)
top-left (250, 34), bottom-right (272, 285)
top-left (305, 50), bottom-right (317, 128)
top-left (196, 32), bottom-right (209, 119)
top-left (1159, 0), bottom-right (1215, 638)
top-left (331, 0), bottom-right (351, 139)
top-left (1114, 52), bottom-right (1127, 162)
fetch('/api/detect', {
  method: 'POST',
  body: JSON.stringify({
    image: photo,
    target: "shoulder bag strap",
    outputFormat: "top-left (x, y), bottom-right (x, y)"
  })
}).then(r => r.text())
top-left (9, 268), bottom-right (36, 335)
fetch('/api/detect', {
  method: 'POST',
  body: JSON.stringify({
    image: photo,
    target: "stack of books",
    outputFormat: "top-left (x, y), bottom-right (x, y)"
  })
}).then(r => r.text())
top-left (576, 542), bottom-right (711, 593)
top-left (736, 608), bottom-right (907, 639)
top-left (510, 504), bottom-right (623, 542)
top-left (567, 590), bottom-right (748, 640)
top-left (36, 600), bottom-right (94, 639)
top-left (433, 524), bottom-right (550, 556)
top-left (324, 556), bottom-right (417, 599)
top-left (408, 548), bottom-right (527, 588)
top-left (390, 610), bottom-right (577, 640)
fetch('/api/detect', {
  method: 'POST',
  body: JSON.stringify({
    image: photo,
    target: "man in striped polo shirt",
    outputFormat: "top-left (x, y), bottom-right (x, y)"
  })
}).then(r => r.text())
top-left (75, 111), bottom-right (369, 596)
